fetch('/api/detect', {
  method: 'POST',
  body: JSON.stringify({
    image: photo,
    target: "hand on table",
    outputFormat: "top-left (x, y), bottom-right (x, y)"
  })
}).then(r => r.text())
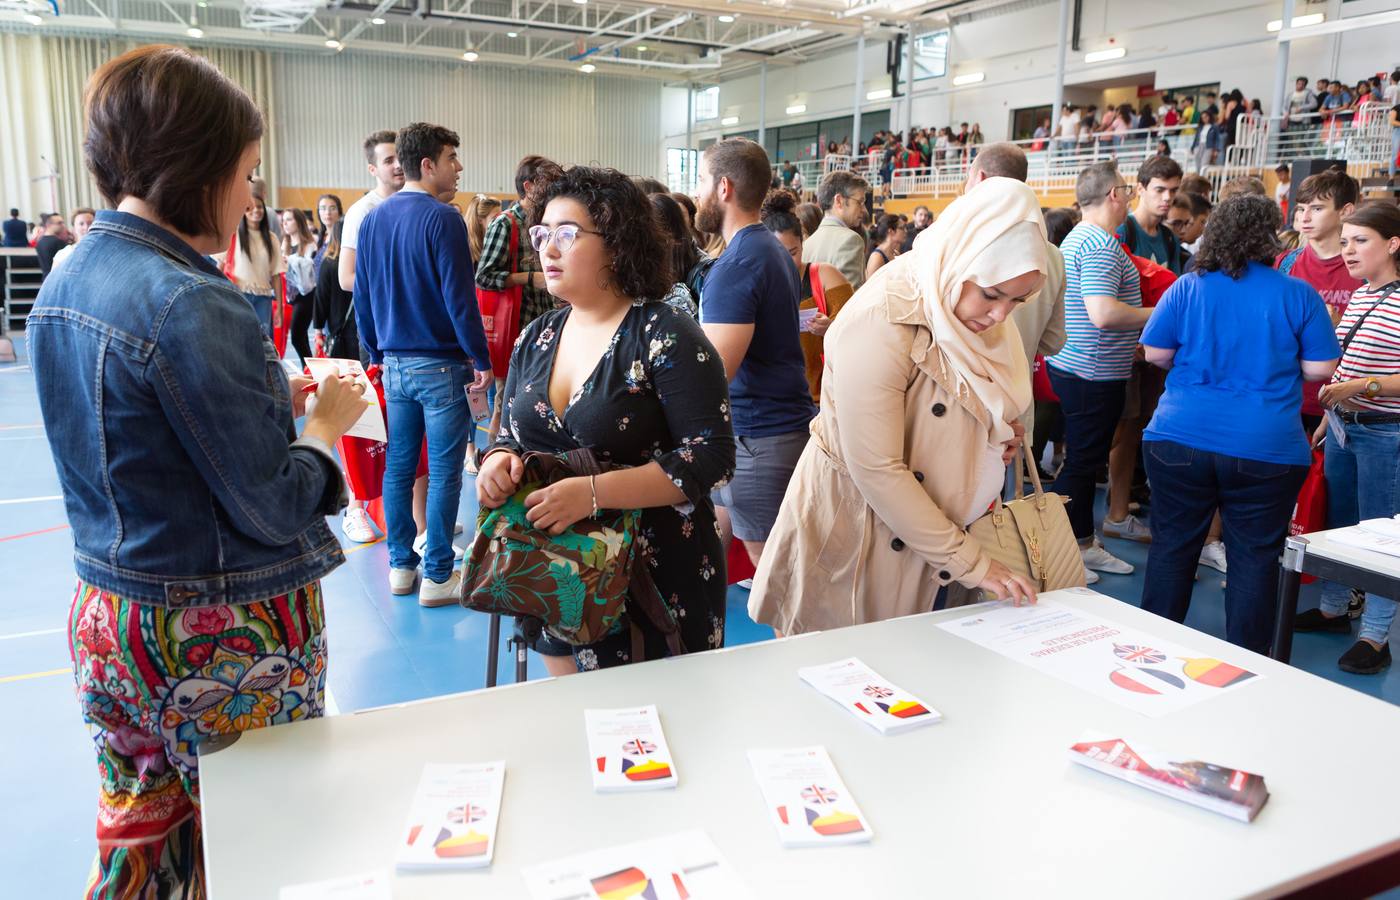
top-left (977, 560), bottom-right (1038, 606)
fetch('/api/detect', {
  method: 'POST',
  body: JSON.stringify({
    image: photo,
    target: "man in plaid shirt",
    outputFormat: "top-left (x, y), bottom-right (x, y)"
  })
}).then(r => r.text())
top-left (475, 154), bottom-right (564, 327)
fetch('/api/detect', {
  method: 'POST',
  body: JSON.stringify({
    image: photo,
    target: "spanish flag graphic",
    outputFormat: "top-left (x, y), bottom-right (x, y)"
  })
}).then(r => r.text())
top-left (877, 699), bottom-right (931, 718)
top-left (806, 807), bottom-right (867, 836)
top-left (1181, 657), bottom-right (1256, 688)
top-left (622, 758), bottom-right (673, 782)
top-left (432, 826), bottom-right (489, 858)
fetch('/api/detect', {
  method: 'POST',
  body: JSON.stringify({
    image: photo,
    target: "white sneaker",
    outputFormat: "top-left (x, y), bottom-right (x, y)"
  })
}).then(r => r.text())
top-left (413, 531), bottom-right (465, 560)
top-left (454, 521), bottom-right (465, 536)
top-left (419, 570), bottom-right (461, 608)
top-left (1083, 566), bottom-right (1101, 585)
top-left (389, 567), bottom-right (419, 596)
top-left (1082, 540), bottom-right (1135, 575)
top-left (1102, 514), bottom-right (1153, 544)
top-left (1199, 541), bottom-right (1228, 574)
top-left (342, 507), bottom-right (378, 543)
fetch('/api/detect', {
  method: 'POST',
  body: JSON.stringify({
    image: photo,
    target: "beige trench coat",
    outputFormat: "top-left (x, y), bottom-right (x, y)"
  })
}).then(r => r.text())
top-left (748, 257), bottom-right (1017, 635)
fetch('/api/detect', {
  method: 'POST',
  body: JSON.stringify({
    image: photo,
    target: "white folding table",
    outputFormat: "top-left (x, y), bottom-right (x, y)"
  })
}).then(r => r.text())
top-left (199, 588), bottom-right (1400, 899)
top-left (1275, 527), bottom-right (1400, 662)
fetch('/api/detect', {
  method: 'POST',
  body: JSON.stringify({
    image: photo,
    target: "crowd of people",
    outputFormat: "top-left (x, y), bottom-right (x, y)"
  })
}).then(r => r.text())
top-left (19, 43), bottom-right (1400, 897)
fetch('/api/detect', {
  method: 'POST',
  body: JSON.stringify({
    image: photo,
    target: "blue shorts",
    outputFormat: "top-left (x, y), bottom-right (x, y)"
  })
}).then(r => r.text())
top-left (712, 429), bottom-right (809, 543)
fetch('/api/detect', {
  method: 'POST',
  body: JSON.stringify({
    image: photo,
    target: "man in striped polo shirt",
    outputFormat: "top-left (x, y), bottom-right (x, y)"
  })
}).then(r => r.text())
top-left (1046, 161), bottom-right (1155, 583)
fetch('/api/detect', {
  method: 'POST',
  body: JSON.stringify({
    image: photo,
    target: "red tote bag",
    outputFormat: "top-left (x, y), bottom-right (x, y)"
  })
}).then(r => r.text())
top-left (1290, 446), bottom-right (1327, 584)
top-left (477, 218), bottom-right (524, 378)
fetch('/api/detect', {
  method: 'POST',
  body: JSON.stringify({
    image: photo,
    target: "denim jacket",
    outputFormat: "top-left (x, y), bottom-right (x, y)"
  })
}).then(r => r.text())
top-left (28, 211), bottom-right (348, 607)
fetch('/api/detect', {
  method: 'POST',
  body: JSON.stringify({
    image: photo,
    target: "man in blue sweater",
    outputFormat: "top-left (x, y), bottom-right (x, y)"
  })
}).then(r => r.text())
top-left (354, 122), bottom-right (493, 605)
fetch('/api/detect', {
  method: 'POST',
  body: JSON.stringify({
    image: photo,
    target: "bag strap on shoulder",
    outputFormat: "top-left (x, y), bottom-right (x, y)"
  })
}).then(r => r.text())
top-left (1279, 246), bottom-right (1304, 276)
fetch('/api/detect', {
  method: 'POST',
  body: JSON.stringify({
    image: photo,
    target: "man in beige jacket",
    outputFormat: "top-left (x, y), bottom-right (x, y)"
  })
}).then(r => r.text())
top-left (803, 170), bottom-right (870, 290)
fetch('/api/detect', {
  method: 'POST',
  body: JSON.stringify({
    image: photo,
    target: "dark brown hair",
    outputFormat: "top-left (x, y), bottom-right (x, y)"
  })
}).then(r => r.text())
top-left (759, 188), bottom-right (802, 240)
top-left (1296, 167), bottom-right (1359, 210)
top-left (396, 122), bottom-right (459, 182)
top-left (1343, 201), bottom-right (1400, 270)
top-left (1194, 194), bottom-right (1281, 279)
top-left (363, 130), bottom-right (396, 166)
top-left (238, 198), bottom-right (274, 263)
top-left (1179, 174), bottom-right (1213, 198)
top-left (703, 138), bottom-right (772, 211)
top-left (515, 154), bottom-right (564, 201)
top-left (651, 193), bottom-right (701, 288)
top-left (531, 166), bottom-right (673, 301)
top-left (84, 45), bottom-right (263, 238)
top-left (796, 201), bottom-right (823, 238)
top-left (1136, 155), bottom-right (1183, 186)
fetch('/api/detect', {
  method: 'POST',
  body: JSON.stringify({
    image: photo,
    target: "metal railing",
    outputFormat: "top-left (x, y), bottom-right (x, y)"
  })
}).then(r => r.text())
top-left (881, 104), bottom-right (1394, 200)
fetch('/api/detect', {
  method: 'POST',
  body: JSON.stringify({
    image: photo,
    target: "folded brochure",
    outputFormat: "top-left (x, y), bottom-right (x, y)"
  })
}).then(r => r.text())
top-left (522, 829), bottom-right (750, 899)
top-left (396, 761), bottom-right (506, 870)
top-left (748, 746), bottom-right (873, 847)
top-left (585, 704), bottom-right (678, 792)
top-left (1068, 732), bottom-right (1268, 822)
top-left (303, 356), bottom-right (387, 443)
top-left (798, 657), bottom-right (941, 734)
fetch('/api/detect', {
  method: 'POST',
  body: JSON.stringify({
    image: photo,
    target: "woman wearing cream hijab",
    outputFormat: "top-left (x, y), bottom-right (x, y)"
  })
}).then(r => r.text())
top-left (749, 177), bottom-right (1048, 635)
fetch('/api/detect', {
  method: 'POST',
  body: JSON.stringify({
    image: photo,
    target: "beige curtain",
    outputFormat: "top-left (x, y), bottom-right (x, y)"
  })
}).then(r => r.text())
top-left (0, 32), bottom-right (278, 220)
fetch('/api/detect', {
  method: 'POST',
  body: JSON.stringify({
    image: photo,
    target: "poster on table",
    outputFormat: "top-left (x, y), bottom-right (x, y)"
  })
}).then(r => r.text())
top-left (936, 591), bottom-right (1263, 717)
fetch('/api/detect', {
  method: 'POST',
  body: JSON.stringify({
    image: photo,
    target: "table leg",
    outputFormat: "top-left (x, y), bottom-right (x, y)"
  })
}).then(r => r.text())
top-left (485, 613), bottom-right (501, 688)
top-left (1273, 569), bottom-right (1301, 663)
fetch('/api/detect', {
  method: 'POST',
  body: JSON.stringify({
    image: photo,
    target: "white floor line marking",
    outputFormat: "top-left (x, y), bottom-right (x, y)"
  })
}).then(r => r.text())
top-left (0, 366), bottom-right (31, 374)
top-left (0, 495), bottom-right (62, 506)
top-left (0, 627), bottom-right (64, 640)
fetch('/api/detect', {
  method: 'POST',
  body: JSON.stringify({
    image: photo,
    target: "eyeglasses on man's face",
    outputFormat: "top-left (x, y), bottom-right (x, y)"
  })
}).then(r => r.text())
top-left (528, 224), bottom-right (602, 253)
top-left (1109, 184), bottom-right (1137, 200)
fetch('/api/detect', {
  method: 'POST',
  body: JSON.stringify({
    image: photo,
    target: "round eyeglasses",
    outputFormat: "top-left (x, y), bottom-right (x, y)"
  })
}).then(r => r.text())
top-left (528, 224), bottom-right (603, 253)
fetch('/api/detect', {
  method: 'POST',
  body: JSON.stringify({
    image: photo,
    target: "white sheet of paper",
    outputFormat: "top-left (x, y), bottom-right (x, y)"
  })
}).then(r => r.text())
top-left (304, 357), bottom-right (386, 443)
top-left (1358, 517), bottom-right (1400, 540)
top-left (798, 307), bottom-right (819, 332)
top-left (936, 591), bottom-right (1263, 717)
top-left (278, 870), bottom-right (391, 900)
top-left (521, 830), bottom-right (752, 900)
top-left (584, 705), bottom-right (679, 792)
top-left (1330, 524), bottom-right (1400, 558)
top-left (748, 746), bottom-right (872, 847)
top-left (797, 657), bottom-right (941, 735)
top-left (1325, 408), bottom-right (1348, 449)
top-left (395, 761), bottom-right (505, 871)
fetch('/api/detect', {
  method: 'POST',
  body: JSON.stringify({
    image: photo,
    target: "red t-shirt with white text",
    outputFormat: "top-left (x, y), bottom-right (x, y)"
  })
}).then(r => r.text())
top-left (1277, 245), bottom-right (1363, 416)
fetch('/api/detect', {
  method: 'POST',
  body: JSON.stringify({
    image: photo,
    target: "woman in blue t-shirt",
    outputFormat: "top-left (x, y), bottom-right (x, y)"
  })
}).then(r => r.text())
top-left (1138, 195), bottom-right (1340, 654)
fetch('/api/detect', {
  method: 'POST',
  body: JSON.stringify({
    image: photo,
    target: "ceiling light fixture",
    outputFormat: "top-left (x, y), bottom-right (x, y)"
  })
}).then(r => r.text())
top-left (187, 23), bottom-right (204, 37)
top-left (866, 88), bottom-right (891, 100)
top-left (1084, 47), bottom-right (1125, 63)
top-left (325, 38), bottom-right (343, 49)
top-left (786, 103), bottom-right (806, 115)
top-left (197, 1), bottom-right (207, 6)
top-left (721, 116), bottom-right (739, 125)
top-left (371, 15), bottom-right (386, 24)
top-left (23, 12), bottom-right (43, 24)
top-left (579, 62), bottom-right (596, 73)
top-left (463, 49), bottom-right (479, 61)
top-left (507, 30), bottom-right (518, 37)
top-left (952, 71), bottom-right (985, 86)
top-left (1266, 12), bottom-right (1324, 31)
top-left (718, 14), bottom-right (735, 22)
top-left (636, 44), bottom-right (647, 51)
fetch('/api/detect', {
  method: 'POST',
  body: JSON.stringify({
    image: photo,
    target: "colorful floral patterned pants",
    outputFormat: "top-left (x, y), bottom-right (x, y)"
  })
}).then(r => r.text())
top-left (69, 580), bottom-right (326, 899)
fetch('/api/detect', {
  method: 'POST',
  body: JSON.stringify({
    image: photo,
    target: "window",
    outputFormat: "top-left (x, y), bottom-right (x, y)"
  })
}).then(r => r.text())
top-left (667, 147), bottom-right (699, 193)
top-left (903, 29), bottom-right (949, 82)
top-left (693, 85), bottom-right (719, 122)
top-left (1010, 105), bottom-right (1054, 142)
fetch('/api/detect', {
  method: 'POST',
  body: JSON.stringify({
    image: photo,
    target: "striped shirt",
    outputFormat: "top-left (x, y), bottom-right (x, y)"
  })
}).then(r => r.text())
top-left (1332, 282), bottom-right (1400, 412)
top-left (1045, 222), bottom-right (1142, 381)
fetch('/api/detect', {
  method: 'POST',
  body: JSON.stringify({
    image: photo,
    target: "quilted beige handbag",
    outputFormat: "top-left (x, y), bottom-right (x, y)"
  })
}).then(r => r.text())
top-left (964, 448), bottom-right (1085, 598)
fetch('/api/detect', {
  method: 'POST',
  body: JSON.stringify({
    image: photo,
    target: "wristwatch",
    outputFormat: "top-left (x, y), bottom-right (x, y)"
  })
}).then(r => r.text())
top-left (1364, 377), bottom-right (1383, 398)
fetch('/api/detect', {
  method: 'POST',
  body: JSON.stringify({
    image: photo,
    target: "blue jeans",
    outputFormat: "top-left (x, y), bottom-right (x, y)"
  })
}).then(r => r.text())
top-left (1319, 420), bottom-right (1400, 644)
top-left (243, 292), bottom-right (272, 336)
top-left (1390, 127), bottom-right (1399, 177)
top-left (382, 356), bottom-right (471, 582)
top-left (1048, 367), bottom-right (1127, 541)
top-left (1142, 440), bottom-right (1309, 655)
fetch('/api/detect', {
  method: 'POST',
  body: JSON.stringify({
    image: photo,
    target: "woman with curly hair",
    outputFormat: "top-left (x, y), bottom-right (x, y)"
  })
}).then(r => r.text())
top-left (1138, 194), bottom-right (1340, 654)
top-left (475, 166), bottom-right (736, 674)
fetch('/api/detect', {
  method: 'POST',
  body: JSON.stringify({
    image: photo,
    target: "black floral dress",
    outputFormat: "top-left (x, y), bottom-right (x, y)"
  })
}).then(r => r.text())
top-left (490, 301), bottom-right (736, 671)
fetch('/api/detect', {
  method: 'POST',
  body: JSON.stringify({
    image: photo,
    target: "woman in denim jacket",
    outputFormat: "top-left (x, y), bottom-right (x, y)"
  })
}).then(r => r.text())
top-left (27, 46), bottom-right (367, 897)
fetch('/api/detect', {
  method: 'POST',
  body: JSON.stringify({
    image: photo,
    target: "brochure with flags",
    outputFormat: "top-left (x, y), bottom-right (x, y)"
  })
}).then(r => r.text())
top-left (303, 357), bottom-right (386, 443)
top-left (748, 746), bottom-right (873, 847)
top-left (278, 870), bottom-right (391, 900)
top-left (521, 830), bottom-right (752, 900)
top-left (395, 761), bottom-right (506, 871)
top-left (585, 705), bottom-right (679, 792)
top-left (797, 657), bottom-right (941, 735)
top-left (1068, 732), bottom-right (1269, 822)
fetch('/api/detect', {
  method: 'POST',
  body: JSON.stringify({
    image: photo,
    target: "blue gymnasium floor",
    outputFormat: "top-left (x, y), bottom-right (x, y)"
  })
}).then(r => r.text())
top-left (3, 337), bottom-right (1400, 897)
